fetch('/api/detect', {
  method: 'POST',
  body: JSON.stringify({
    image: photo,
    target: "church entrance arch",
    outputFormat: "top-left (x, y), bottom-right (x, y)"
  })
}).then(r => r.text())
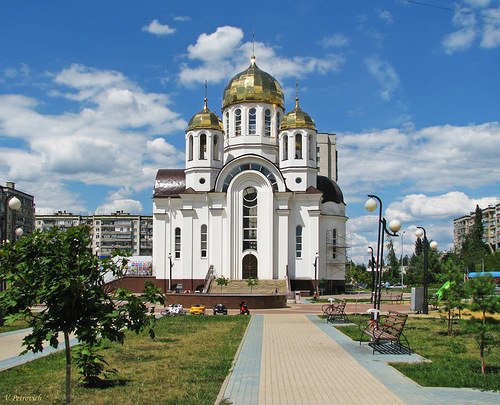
top-left (242, 254), bottom-right (258, 279)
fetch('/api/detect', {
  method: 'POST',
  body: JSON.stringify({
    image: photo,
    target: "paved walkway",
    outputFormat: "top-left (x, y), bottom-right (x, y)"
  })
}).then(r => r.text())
top-left (219, 314), bottom-right (500, 405)
top-left (0, 328), bottom-right (78, 372)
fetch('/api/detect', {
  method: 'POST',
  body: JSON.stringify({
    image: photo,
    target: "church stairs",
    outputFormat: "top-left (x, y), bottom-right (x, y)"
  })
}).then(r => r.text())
top-left (208, 279), bottom-right (287, 294)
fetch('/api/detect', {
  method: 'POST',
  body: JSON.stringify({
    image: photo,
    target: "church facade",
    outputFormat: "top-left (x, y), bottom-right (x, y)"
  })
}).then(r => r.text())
top-left (152, 56), bottom-right (347, 294)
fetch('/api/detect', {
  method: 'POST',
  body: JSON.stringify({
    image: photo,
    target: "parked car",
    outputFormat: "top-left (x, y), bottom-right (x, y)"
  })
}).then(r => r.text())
top-left (213, 303), bottom-right (228, 315)
top-left (190, 304), bottom-right (206, 315)
top-left (389, 284), bottom-right (406, 289)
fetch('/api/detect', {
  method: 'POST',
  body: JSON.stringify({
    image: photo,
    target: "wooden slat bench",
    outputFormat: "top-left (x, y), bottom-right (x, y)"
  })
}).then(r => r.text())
top-left (359, 310), bottom-right (410, 354)
top-left (379, 291), bottom-right (403, 304)
top-left (325, 300), bottom-right (348, 323)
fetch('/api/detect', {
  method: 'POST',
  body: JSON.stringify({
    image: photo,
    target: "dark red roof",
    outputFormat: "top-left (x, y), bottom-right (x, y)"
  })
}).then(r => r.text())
top-left (154, 169), bottom-right (186, 198)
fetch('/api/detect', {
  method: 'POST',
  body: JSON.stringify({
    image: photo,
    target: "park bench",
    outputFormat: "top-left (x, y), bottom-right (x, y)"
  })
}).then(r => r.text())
top-left (324, 300), bottom-right (348, 323)
top-left (359, 310), bottom-right (410, 354)
top-left (379, 291), bottom-right (403, 304)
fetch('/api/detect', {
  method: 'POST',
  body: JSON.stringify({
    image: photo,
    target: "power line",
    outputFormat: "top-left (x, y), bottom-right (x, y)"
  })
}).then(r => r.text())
top-left (402, 0), bottom-right (500, 21)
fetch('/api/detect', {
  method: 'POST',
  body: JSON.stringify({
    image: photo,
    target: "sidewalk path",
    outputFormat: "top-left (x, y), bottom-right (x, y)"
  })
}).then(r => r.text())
top-left (220, 314), bottom-right (500, 405)
top-left (0, 328), bottom-right (78, 372)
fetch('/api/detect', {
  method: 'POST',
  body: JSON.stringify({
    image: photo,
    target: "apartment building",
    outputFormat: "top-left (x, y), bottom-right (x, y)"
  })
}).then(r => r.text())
top-left (35, 211), bottom-right (153, 256)
top-left (453, 203), bottom-right (500, 253)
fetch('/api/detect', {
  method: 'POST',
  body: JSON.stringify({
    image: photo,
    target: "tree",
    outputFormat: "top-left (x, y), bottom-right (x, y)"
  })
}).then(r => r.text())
top-left (247, 277), bottom-right (259, 293)
top-left (215, 276), bottom-right (229, 292)
top-left (438, 260), bottom-right (466, 335)
top-left (461, 205), bottom-right (488, 273)
top-left (345, 261), bottom-right (370, 287)
top-left (385, 240), bottom-right (400, 284)
top-left (465, 274), bottom-right (499, 374)
top-left (0, 226), bottom-right (165, 403)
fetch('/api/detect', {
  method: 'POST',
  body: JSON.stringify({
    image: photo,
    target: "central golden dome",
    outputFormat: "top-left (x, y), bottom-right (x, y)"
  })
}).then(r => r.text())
top-left (222, 58), bottom-right (285, 109)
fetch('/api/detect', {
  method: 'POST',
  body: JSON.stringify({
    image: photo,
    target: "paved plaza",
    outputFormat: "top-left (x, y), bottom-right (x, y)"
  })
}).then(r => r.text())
top-left (219, 312), bottom-right (500, 405)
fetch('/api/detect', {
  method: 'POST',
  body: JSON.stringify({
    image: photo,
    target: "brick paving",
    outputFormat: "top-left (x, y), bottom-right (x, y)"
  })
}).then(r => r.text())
top-left (220, 313), bottom-right (500, 405)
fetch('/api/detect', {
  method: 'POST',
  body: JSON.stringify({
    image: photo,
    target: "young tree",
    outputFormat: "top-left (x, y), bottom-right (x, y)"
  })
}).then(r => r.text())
top-left (215, 276), bottom-right (229, 292)
top-left (466, 274), bottom-right (499, 374)
top-left (0, 226), bottom-right (165, 403)
top-left (438, 260), bottom-right (466, 335)
top-left (247, 277), bottom-right (259, 293)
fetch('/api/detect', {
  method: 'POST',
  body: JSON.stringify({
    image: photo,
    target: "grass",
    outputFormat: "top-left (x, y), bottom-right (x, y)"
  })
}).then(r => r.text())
top-left (336, 314), bottom-right (499, 392)
top-left (0, 315), bottom-right (250, 404)
top-left (0, 318), bottom-right (30, 333)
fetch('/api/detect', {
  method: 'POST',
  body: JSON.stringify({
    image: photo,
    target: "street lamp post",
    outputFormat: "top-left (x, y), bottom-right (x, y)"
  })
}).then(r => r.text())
top-left (415, 227), bottom-right (438, 314)
top-left (313, 252), bottom-right (319, 297)
top-left (168, 253), bottom-right (173, 293)
top-left (365, 195), bottom-right (401, 313)
top-left (367, 247), bottom-right (375, 303)
top-left (400, 230), bottom-right (405, 287)
top-left (1, 195), bottom-right (22, 244)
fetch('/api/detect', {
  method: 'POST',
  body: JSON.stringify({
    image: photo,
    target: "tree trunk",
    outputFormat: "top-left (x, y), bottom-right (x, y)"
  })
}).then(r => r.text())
top-left (64, 331), bottom-right (71, 404)
top-left (480, 332), bottom-right (485, 375)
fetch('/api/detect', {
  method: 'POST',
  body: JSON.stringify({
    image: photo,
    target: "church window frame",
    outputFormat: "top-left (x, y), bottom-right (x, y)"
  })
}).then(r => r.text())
top-left (199, 133), bottom-right (207, 160)
top-left (174, 227), bottom-right (181, 259)
top-left (264, 109), bottom-right (271, 136)
top-left (276, 111), bottom-right (281, 136)
top-left (248, 107), bottom-right (257, 135)
top-left (296, 226), bottom-right (303, 258)
top-left (235, 108), bottom-right (242, 136)
top-left (308, 133), bottom-right (315, 160)
top-left (282, 134), bottom-right (289, 160)
top-left (200, 224), bottom-right (208, 258)
top-left (213, 135), bottom-right (220, 161)
top-left (295, 133), bottom-right (303, 159)
top-left (188, 135), bottom-right (193, 161)
top-left (225, 111), bottom-right (229, 136)
top-left (242, 187), bottom-right (258, 251)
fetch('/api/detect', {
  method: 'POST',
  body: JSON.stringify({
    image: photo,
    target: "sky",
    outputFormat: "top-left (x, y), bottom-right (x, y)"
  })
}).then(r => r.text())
top-left (0, 0), bottom-right (499, 264)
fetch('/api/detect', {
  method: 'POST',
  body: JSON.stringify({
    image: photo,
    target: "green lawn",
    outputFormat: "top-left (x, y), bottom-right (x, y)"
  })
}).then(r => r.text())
top-left (0, 318), bottom-right (30, 333)
top-left (337, 314), bottom-right (499, 392)
top-left (0, 315), bottom-right (250, 404)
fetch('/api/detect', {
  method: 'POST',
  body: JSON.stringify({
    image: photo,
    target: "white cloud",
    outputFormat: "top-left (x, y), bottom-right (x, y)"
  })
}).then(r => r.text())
top-left (377, 10), bottom-right (393, 24)
top-left (338, 122), bottom-right (500, 198)
top-left (320, 34), bottom-right (350, 48)
top-left (0, 64), bottom-right (186, 213)
top-left (95, 188), bottom-right (143, 214)
top-left (481, 7), bottom-right (500, 48)
top-left (142, 19), bottom-right (176, 36)
top-left (179, 26), bottom-right (345, 85)
top-left (365, 56), bottom-right (399, 101)
top-left (173, 16), bottom-right (191, 22)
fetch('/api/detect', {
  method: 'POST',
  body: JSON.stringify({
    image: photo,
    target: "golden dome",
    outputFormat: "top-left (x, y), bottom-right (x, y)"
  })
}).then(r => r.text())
top-left (280, 98), bottom-right (316, 131)
top-left (187, 98), bottom-right (223, 131)
top-left (222, 57), bottom-right (285, 109)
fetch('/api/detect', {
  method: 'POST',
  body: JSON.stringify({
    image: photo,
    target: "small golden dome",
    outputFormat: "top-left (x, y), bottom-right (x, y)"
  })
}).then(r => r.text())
top-left (280, 98), bottom-right (316, 131)
top-left (187, 98), bottom-right (223, 131)
top-left (222, 58), bottom-right (285, 109)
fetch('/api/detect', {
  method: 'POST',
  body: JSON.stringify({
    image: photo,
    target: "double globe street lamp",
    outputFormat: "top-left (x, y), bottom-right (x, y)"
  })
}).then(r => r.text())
top-left (365, 195), bottom-right (401, 314)
top-left (415, 227), bottom-right (438, 314)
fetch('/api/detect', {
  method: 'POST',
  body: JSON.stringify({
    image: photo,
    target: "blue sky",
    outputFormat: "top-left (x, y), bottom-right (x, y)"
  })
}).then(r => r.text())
top-left (1, 0), bottom-right (499, 263)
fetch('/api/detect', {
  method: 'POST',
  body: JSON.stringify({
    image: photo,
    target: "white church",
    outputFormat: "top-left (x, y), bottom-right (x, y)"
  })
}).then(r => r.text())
top-left (152, 55), bottom-right (347, 294)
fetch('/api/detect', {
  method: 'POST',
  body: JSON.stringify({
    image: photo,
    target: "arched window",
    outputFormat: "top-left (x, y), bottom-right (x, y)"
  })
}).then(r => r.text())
top-left (296, 226), bottom-right (303, 258)
top-left (201, 224), bottom-right (207, 258)
top-left (235, 109), bottom-right (241, 136)
top-left (264, 109), bottom-right (271, 136)
top-left (308, 133), bottom-right (315, 160)
top-left (282, 134), bottom-right (288, 160)
top-left (295, 133), bottom-right (302, 159)
top-left (174, 227), bottom-right (181, 258)
top-left (276, 111), bottom-right (281, 135)
top-left (188, 135), bottom-right (193, 161)
top-left (248, 108), bottom-right (256, 135)
top-left (243, 187), bottom-right (257, 251)
top-left (225, 111), bottom-right (229, 136)
top-left (199, 133), bottom-right (207, 160)
top-left (213, 135), bottom-right (220, 161)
